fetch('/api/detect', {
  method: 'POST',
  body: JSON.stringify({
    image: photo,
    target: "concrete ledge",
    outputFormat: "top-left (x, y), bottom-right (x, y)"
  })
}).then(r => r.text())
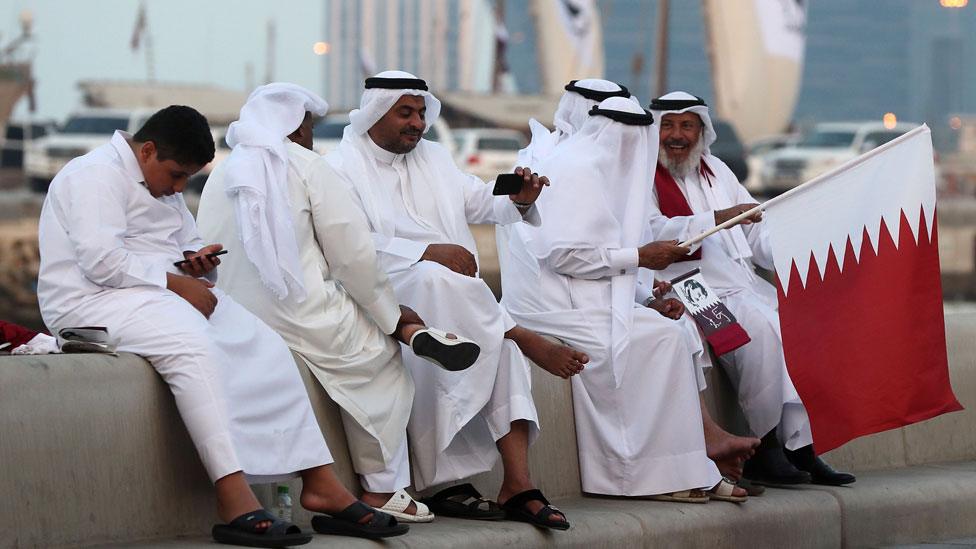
top-left (119, 463), bottom-right (976, 549)
top-left (2, 310), bottom-right (975, 547)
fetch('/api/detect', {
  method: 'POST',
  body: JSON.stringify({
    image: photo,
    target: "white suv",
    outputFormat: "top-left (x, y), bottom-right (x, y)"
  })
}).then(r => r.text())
top-left (761, 121), bottom-right (918, 194)
top-left (26, 108), bottom-right (154, 192)
top-left (453, 128), bottom-right (526, 182)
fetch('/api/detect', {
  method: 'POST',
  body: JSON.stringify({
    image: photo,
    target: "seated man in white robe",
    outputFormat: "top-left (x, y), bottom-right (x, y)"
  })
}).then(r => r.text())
top-left (503, 79), bottom-right (760, 485)
top-left (647, 91), bottom-right (855, 486)
top-left (36, 105), bottom-right (411, 546)
top-left (327, 71), bottom-right (589, 530)
top-left (505, 95), bottom-right (749, 502)
top-left (198, 83), bottom-right (480, 524)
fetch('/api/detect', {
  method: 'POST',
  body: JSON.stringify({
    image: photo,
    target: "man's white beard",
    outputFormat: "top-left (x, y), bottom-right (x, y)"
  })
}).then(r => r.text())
top-left (660, 138), bottom-right (705, 178)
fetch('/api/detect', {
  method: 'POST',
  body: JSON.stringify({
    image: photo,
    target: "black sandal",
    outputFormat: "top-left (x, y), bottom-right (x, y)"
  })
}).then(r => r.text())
top-left (311, 500), bottom-right (408, 539)
top-left (420, 483), bottom-right (505, 520)
top-left (500, 489), bottom-right (570, 531)
top-left (212, 509), bottom-right (312, 548)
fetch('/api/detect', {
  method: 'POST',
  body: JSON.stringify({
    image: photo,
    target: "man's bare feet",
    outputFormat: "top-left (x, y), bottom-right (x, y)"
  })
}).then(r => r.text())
top-left (505, 326), bottom-right (588, 379)
top-left (360, 491), bottom-right (418, 515)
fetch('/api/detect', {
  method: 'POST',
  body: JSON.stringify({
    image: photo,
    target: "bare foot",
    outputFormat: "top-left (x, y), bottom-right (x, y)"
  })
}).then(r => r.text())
top-left (714, 455), bottom-right (745, 481)
top-left (506, 326), bottom-right (588, 379)
top-left (703, 418), bottom-right (759, 463)
top-left (360, 491), bottom-right (418, 515)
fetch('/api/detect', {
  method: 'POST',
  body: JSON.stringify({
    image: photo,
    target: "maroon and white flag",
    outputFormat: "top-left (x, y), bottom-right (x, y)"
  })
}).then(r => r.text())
top-left (670, 268), bottom-right (751, 356)
top-left (763, 125), bottom-right (962, 452)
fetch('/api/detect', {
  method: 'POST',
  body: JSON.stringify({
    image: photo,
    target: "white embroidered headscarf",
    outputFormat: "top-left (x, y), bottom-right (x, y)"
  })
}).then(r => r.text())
top-left (650, 90), bottom-right (752, 263)
top-left (222, 82), bottom-right (329, 301)
top-left (531, 96), bottom-right (659, 387)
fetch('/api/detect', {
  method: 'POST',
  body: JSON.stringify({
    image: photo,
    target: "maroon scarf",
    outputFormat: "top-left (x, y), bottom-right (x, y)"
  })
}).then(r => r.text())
top-left (653, 159), bottom-right (714, 261)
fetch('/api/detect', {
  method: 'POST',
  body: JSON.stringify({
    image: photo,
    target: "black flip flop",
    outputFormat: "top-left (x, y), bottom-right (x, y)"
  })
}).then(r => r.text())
top-left (420, 483), bottom-right (505, 520)
top-left (410, 328), bottom-right (481, 371)
top-left (311, 500), bottom-right (409, 539)
top-left (500, 489), bottom-right (570, 531)
top-left (212, 509), bottom-right (311, 548)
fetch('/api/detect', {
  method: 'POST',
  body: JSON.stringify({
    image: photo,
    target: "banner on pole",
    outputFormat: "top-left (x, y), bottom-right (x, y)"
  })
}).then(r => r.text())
top-left (764, 125), bottom-right (962, 453)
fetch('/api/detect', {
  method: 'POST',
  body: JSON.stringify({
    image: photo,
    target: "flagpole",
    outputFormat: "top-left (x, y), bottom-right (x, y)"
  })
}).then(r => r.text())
top-left (678, 124), bottom-right (931, 248)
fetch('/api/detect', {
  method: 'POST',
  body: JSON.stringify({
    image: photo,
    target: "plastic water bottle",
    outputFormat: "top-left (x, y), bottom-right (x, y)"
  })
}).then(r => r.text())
top-left (275, 485), bottom-right (293, 522)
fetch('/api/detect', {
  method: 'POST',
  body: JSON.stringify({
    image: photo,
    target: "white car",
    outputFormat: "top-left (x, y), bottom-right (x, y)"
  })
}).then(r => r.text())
top-left (452, 128), bottom-right (526, 182)
top-left (312, 114), bottom-right (456, 156)
top-left (744, 134), bottom-right (798, 195)
top-left (762, 121), bottom-right (918, 195)
top-left (26, 108), bottom-right (155, 192)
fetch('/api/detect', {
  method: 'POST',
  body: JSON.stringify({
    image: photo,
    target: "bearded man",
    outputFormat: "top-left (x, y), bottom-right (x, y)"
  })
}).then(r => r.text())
top-left (648, 91), bottom-right (855, 486)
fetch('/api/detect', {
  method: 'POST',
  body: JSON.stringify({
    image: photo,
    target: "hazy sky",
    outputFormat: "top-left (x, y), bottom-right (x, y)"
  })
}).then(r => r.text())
top-left (0, 0), bottom-right (329, 121)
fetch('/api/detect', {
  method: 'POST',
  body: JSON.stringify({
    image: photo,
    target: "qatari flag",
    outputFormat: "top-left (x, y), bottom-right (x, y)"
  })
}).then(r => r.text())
top-left (764, 125), bottom-right (962, 453)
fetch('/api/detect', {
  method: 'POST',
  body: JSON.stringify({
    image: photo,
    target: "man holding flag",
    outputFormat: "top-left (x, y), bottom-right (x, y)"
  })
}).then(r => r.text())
top-left (648, 91), bottom-right (855, 486)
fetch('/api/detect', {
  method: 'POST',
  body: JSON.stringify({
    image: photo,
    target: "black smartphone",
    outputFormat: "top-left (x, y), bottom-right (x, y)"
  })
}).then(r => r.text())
top-left (174, 249), bottom-right (228, 268)
top-left (492, 173), bottom-right (524, 196)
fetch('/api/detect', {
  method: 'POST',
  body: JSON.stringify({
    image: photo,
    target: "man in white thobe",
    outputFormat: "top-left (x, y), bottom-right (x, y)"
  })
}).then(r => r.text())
top-left (36, 106), bottom-right (409, 545)
top-left (503, 96), bottom-right (747, 501)
top-left (502, 80), bottom-right (760, 486)
top-left (327, 71), bottom-right (587, 529)
top-left (648, 91), bottom-right (855, 486)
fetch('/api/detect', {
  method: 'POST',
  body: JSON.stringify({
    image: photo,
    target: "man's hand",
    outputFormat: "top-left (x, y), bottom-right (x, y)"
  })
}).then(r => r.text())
top-left (714, 203), bottom-right (762, 226)
top-left (421, 243), bottom-right (477, 277)
top-left (509, 166), bottom-right (550, 207)
top-left (166, 273), bottom-right (218, 318)
top-left (637, 240), bottom-right (691, 270)
top-left (178, 243), bottom-right (224, 278)
top-left (652, 279), bottom-right (672, 298)
top-left (647, 297), bottom-right (685, 320)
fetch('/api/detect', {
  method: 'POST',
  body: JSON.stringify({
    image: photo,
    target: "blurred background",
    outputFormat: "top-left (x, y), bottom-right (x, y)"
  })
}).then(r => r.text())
top-left (0, 0), bottom-right (973, 331)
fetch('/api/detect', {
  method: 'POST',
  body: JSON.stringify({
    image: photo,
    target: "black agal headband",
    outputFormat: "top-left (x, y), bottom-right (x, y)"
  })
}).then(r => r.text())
top-left (648, 95), bottom-right (707, 111)
top-left (564, 80), bottom-right (631, 102)
top-left (588, 105), bottom-right (655, 126)
top-left (364, 77), bottom-right (429, 91)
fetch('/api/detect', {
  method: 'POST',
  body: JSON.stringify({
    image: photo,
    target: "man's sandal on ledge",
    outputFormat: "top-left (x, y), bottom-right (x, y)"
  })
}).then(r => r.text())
top-left (374, 488), bottom-right (435, 523)
top-left (500, 489), bottom-right (570, 531)
top-left (420, 483), bottom-right (505, 520)
top-left (212, 509), bottom-right (312, 548)
top-left (708, 478), bottom-right (748, 503)
top-left (311, 501), bottom-right (409, 539)
top-left (647, 489), bottom-right (709, 504)
top-left (409, 328), bottom-right (481, 372)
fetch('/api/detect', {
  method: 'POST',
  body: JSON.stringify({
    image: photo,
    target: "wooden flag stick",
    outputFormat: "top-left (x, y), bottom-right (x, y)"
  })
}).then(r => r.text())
top-left (678, 124), bottom-right (930, 248)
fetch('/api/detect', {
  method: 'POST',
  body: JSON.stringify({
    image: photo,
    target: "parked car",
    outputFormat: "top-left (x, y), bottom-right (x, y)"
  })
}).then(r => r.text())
top-left (761, 121), bottom-right (918, 194)
top-left (453, 128), bottom-right (526, 182)
top-left (710, 119), bottom-right (750, 183)
top-left (312, 114), bottom-right (456, 156)
top-left (1, 121), bottom-right (55, 169)
top-left (25, 108), bottom-right (155, 192)
top-left (743, 133), bottom-right (798, 195)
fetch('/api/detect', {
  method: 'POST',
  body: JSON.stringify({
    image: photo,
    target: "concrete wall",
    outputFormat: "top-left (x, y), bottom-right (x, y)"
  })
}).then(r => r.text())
top-left (1, 310), bottom-right (974, 547)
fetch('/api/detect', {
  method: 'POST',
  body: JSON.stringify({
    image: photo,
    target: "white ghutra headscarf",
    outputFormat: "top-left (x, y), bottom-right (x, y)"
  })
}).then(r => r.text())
top-left (222, 82), bottom-right (329, 301)
top-left (326, 70), bottom-right (474, 250)
top-left (531, 96), bottom-right (658, 387)
top-left (650, 90), bottom-right (752, 263)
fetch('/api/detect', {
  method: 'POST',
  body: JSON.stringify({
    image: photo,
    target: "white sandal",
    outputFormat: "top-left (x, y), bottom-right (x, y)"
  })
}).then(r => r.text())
top-left (409, 328), bottom-right (480, 372)
top-left (374, 489), bottom-right (435, 523)
top-left (708, 478), bottom-right (748, 503)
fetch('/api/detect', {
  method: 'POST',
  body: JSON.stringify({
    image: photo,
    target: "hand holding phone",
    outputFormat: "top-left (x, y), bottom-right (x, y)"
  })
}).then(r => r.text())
top-left (492, 173), bottom-right (524, 196)
top-left (173, 249), bottom-right (228, 268)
